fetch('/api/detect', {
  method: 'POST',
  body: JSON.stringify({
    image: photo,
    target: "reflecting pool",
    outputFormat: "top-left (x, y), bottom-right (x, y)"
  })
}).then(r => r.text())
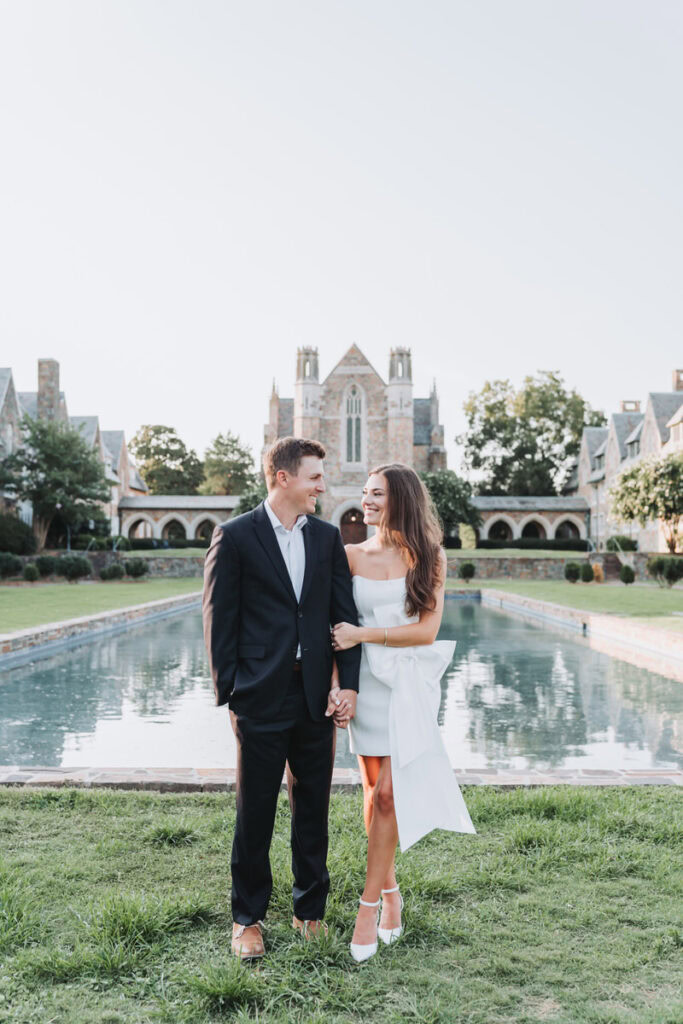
top-left (1, 602), bottom-right (681, 771)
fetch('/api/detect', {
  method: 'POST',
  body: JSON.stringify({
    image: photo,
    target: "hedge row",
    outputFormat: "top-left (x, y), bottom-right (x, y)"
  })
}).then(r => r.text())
top-left (477, 538), bottom-right (589, 551)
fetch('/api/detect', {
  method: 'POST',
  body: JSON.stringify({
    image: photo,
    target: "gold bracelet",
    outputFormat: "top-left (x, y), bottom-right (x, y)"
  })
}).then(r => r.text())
top-left (384, 628), bottom-right (388, 647)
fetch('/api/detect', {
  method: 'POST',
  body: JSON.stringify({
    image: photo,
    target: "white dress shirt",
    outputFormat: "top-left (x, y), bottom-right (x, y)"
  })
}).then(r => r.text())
top-left (264, 498), bottom-right (307, 658)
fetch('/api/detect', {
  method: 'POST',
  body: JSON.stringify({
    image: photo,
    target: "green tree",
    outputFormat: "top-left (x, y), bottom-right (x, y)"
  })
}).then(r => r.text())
top-left (610, 452), bottom-right (683, 553)
top-left (420, 469), bottom-right (481, 539)
top-left (457, 372), bottom-right (606, 495)
top-left (236, 478), bottom-right (268, 514)
top-left (199, 432), bottom-right (257, 495)
top-left (129, 425), bottom-right (203, 495)
top-left (1, 417), bottom-right (111, 551)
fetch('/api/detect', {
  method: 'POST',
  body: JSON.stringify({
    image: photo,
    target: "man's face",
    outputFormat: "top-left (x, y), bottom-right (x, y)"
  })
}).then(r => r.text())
top-left (284, 456), bottom-right (326, 514)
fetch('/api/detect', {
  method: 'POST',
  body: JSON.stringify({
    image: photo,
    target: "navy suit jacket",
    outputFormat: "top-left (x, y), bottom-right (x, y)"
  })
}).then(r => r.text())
top-left (202, 501), bottom-right (361, 721)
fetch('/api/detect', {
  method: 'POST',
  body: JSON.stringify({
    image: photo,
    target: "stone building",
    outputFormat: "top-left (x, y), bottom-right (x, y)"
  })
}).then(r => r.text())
top-left (264, 345), bottom-right (447, 541)
top-left (571, 369), bottom-right (683, 551)
top-left (0, 358), bottom-right (147, 533)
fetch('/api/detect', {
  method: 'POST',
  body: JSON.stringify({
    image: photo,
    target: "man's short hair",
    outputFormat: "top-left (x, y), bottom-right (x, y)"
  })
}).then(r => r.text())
top-left (263, 437), bottom-right (326, 488)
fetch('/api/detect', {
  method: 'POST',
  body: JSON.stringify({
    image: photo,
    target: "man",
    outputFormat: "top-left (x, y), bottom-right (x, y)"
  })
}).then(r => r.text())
top-left (203, 436), bottom-right (361, 959)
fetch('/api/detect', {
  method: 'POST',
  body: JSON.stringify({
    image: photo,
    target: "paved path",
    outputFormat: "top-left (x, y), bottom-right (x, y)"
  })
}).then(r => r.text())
top-left (0, 765), bottom-right (680, 791)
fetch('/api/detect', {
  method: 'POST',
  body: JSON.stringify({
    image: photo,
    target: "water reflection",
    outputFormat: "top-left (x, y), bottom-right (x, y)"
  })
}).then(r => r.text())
top-left (0, 604), bottom-right (681, 771)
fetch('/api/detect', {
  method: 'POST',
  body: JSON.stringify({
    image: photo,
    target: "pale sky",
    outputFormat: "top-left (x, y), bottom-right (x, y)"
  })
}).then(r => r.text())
top-left (1, 1), bottom-right (681, 476)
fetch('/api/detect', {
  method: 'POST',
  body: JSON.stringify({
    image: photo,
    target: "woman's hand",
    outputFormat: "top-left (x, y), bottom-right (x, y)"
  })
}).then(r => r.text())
top-left (325, 685), bottom-right (354, 728)
top-left (332, 622), bottom-right (361, 650)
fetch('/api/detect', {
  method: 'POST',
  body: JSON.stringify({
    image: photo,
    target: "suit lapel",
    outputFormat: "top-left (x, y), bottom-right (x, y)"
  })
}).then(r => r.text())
top-left (299, 515), bottom-right (318, 608)
top-left (252, 502), bottom-right (297, 604)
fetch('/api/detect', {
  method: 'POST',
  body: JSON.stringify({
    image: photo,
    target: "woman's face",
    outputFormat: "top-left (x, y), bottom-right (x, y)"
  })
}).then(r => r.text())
top-left (361, 473), bottom-right (388, 527)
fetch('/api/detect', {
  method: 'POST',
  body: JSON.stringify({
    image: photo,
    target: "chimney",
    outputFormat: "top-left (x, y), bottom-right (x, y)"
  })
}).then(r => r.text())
top-left (620, 400), bottom-right (640, 413)
top-left (37, 359), bottom-right (60, 421)
top-left (673, 369), bottom-right (683, 392)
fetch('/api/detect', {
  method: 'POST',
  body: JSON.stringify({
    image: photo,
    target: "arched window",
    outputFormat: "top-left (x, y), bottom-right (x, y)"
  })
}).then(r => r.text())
top-left (346, 385), bottom-right (362, 463)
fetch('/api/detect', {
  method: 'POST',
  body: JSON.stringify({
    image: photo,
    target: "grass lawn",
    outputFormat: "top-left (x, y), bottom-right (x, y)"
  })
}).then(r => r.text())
top-left (446, 548), bottom-right (586, 559)
top-left (0, 786), bottom-right (680, 1024)
top-left (452, 579), bottom-right (683, 620)
top-left (126, 548), bottom-right (208, 558)
top-left (0, 579), bottom-right (202, 633)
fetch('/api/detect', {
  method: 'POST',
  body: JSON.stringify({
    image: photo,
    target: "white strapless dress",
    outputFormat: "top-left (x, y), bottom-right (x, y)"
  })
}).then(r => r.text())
top-left (348, 575), bottom-right (476, 851)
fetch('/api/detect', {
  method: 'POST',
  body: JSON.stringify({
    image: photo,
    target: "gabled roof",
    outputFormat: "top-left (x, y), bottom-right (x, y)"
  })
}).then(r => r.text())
top-left (611, 411), bottom-right (644, 459)
top-left (69, 415), bottom-right (100, 447)
top-left (101, 430), bottom-right (125, 464)
top-left (129, 467), bottom-right (148, 492)
top-left (17, 392), bottom-right (37, 419)
top-left (648, 392), bottom-right (683, 442)
top-left (665, 401), bottom-right (683, 429)
top-left (624, 419), bottom-right (644, 445)
top-left (583, 426), bottom-right (608, 460)
top-left (0, 369), bottom-right (12, 410)
top-left (593, 438), bottom-right (607, 458)
top-left (322, 344), bottom-right (386, 387)
top-left (413, 398), bottom-right (432, 445)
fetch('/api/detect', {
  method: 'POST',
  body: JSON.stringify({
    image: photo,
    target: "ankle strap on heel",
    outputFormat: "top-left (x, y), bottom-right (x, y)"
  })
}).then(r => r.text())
top-left (359, 897), bottom-right (381, 907)
top-left (381, 886), bottom-right (400, 895)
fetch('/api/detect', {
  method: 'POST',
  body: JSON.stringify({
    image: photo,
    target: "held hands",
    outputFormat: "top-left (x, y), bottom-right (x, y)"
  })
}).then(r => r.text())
top-left (332, 622), bottom-right (361, 651)
top-left (324, 687), bottom-right (357, 728)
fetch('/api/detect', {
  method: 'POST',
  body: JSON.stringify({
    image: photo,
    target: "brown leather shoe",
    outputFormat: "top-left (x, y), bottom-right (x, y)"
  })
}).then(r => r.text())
top-left (231, 921), bottom-right (265, 960)
top-left (292, 916), bottom-right (329, 939)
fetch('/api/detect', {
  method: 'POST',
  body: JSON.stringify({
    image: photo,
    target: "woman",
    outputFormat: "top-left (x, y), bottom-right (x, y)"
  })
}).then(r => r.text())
top-left (331, 463), bottom-right (476, 963)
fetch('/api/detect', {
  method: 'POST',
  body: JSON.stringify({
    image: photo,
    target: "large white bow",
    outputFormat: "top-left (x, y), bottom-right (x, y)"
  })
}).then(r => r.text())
top-left (363, 602), bottom-right (455, 768)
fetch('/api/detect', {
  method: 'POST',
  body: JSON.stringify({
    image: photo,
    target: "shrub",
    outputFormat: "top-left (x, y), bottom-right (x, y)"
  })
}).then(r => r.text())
top-left (0, 552), bottom-right (23, 578)
top-left (580, 562), bottom-right (594, 583)
top-left (564, 562), bottom-right (580, 583)
top-left (607, 535), bottom-right (638, 552)
top-left (55, 555), bottom-right (92, 582)
top-left (458, 561), bottom-right (475, 582)
top-left (0, 512), bottom-right (36, 555)
top-left (445, 535), bottom-right (462, 549)
top-left (35, 555), bottom-right (57, 577)
top-left (647, 556), bottom-right (683, 587)
top-left (477, 538), bottom-right (589, 551)
top-left (128, 538), bottom-right (166, 550)
top-left (124, 558), bottom-right (150, 579)
top-left (111, 536), bottom-right (131, 551)
top-left (620, 564), bottom-right (635, 585)
top-left (23, 563), bottom-right (39, 582)
top-left (100, 563), bottom-right (125, 581)
top-left (592, 562), bottom-right (605, 584)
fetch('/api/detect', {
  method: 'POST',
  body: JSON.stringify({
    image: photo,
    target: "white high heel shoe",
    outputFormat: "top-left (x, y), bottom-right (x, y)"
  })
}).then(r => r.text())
top-left (349, 897), bottom-right (380, 963)
top-left (378, 885), bottom-right (404, 945)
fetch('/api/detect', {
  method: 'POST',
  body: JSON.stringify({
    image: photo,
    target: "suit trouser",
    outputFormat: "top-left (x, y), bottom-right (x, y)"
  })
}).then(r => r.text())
top-left (229, 667), bottom-right (335, 925)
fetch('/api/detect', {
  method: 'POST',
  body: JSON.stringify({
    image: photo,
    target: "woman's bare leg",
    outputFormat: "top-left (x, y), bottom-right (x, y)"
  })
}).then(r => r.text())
top-left (352, 756), bottom-right (400, 944)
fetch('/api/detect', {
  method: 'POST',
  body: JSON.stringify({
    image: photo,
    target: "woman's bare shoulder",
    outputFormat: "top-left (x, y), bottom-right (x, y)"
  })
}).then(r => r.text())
top-left (344, 539), bottom-right (371, 570)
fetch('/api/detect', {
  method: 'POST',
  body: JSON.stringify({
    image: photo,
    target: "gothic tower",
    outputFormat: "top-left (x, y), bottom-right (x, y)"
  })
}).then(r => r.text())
top-left (386, 347), bottom-right (414, 465)
top-left (294, 346), bottom-right (321, 439)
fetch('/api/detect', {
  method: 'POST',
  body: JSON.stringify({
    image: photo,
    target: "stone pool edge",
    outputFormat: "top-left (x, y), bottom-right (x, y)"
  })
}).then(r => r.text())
top-left (0, 765), bottom-right (680, 791)
top-left (0, 592), bottom-right (202, 668)
top-left (477, 588), bottom-right (683, 683)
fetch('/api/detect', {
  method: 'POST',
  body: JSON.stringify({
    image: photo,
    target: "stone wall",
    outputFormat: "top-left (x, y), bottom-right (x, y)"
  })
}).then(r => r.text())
top-left (447, 552), bottom-right (651, 581)
top-left (11, 550), bottom-right (656, 582)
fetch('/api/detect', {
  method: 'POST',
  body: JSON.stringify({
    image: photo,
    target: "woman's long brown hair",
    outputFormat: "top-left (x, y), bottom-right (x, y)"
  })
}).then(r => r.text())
top-left (370, 463), bottom-right (444, 616)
